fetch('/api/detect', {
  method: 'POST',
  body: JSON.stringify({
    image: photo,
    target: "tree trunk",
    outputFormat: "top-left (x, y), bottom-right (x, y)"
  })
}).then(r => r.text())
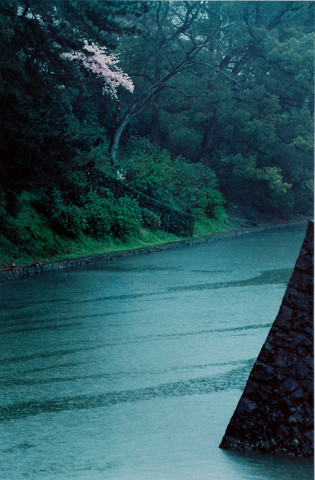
top-left (151, 90), bottom-right (161, 143)
top-left (200, 112), bottom-right (218, 166)
top-left (109, 116), bottom-right (130, 165)
top-left (151, 46), bottom-right (163, 143)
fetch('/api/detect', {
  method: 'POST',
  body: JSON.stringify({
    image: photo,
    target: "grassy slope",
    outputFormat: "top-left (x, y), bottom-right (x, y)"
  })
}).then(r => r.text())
top-left (0, 194), bottom-right (236, 268)
top-left (194, 214), bottom-right (235, 236)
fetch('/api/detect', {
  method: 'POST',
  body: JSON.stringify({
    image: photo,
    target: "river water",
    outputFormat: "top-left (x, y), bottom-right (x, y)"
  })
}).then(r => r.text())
top-left (0, 225), bottom-right (313, 480)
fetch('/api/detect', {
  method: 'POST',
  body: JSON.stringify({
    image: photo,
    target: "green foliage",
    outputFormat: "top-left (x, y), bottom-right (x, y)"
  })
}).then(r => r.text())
top-left (220, 154), bottom-right (293, 215)
top-left (38, 188), bottom-right (86, 237)
top-left (83, 191), bottom-right (115, 237)
top-left (0, 189), bottom-right (184, 268)
top-left (39, 183), bottom-right (144, 240)
top-left (121, 137), bottom-right (225, 219)
top-left (111, 196), bottom-right (142, 239)
top-left (52, 202), bottom-right (87, 237)
top-left (49, 190), bottom-right (87, 237)
top-left (169, 158), bottom-right (224, 218)
top-left (84, 140), bottom-right (113, 174)
top-left (122, 137), bottom-right (174, 199)
top-left (0, 0), bottom-right (313, 258)
top-left (122, 1), bottom-right (313, 217)
top-left (83, 163), bottom-right (194, 236)
top-left (205, 189), bottom-right (226, 219)
top-left (0, 0), bottom-right (146, 204)
top-left (141, 208), bottom-right (161, 230)
top-left (2, 191), bottom-right (64, 258)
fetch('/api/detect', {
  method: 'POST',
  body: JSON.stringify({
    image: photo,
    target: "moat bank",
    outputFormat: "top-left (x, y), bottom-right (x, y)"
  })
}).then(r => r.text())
top-left (0, 220), bottom-right (308, 282)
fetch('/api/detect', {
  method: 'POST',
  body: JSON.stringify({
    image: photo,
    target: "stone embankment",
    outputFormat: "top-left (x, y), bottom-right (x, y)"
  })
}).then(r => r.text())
top-left (0, 220), bottom-right (308, 283)
top-left (220, 220), bottom-right (314, 456)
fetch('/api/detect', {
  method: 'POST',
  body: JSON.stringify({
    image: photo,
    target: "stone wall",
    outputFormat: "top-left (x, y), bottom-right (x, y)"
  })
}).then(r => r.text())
top-left (83, 166), bottom-right (195, 237)
top-left (220, 220), bottom-right (314, 456)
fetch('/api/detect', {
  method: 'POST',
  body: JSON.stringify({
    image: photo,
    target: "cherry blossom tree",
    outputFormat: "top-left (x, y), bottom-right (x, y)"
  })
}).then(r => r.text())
top-left (63, 40), bottom-right (134, 99)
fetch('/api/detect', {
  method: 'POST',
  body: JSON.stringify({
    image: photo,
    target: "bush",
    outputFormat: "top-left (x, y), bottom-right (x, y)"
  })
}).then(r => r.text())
top-left (178, 186), bottom-right (208, 216)
top-left (121, 137), bottom-right (174, 199)
top-left (51, 202), bottom-right (87, 237)
top-left (120, 137), bottom-right (225, 220)
top-left (220, 154), bottom-right (292, 216)
top-left (141, 208), bottom-right (161, 230)
top-left (39, 185), bottom-right (143, 240)
top-left (111, 196), bottom-right (142, 239)
top-left (43, 189), bottom-right (87, 237)
top-left (84, 191), bottom-right (115, 237)
top-left (83, 140), bottom-right (114, 175)
top-left (170, 160), bottom-right (224, 218)
top-left (205, 188), bottom-right (225, 219)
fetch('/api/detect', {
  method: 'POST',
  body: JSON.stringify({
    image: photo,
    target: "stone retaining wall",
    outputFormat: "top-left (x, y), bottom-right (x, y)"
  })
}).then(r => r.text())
top-left (220, 220), bottom-right (314, 456)
top-left (83, 166), bottom-right (195, 237)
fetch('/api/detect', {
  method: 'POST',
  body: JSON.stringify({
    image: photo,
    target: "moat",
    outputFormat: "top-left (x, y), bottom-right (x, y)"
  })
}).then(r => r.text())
top-left (0, 224), bottom-right (313, 479)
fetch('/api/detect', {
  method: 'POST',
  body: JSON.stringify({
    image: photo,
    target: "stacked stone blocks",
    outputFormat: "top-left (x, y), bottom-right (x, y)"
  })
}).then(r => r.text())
top-left (220, 220), bottom-right (313, 456)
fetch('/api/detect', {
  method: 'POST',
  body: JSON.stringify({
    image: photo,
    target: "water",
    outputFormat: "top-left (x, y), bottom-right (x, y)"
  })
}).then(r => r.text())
top-left (0, 225), bottom-right (313, 479)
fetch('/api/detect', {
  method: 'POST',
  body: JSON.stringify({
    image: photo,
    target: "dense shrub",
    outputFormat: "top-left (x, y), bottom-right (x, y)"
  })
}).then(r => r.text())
top-left (83, 165), bottom-right (195, 236)
top-left (120, 137), bottom-right (225, 219)
top-left (41, 189), bottom-right (87, 237)
top-left (141, 208), bottom-right (161, 230)
top-left (83, 191), bottom-right (115, 237)
top-left (51, 202), bottom-right (87, 237)
top-left (83, 190), bottom-right (143, 239)
top-left (219, 154), bottom-right (293, 216)
top-left (83, 140), bottom-right (114, 175)
top-left (205, 188), bottom-right (225, 219)
top-left (39, 181), bottom-right (145, 240)
top-left (111, 196), bottom-right (142, 239)
top-left (121, 137), bottom-right (174, 199)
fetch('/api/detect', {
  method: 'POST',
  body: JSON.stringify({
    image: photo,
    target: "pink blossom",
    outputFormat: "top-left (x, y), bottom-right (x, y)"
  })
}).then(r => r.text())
top-left (63, 41), bottom-right (134, 99)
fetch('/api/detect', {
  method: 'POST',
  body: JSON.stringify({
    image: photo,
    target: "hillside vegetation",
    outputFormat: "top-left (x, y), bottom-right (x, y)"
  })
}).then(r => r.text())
top-left (0, 1), bottom-right (313, 267)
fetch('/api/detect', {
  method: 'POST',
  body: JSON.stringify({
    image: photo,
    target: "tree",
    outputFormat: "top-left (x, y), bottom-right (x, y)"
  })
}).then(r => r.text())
top-left (118, 1), bottom-right (313, 215)
top-left (0, 0), bottom-right (143, 201)
top-left (108, 1), bottom-right (236, 164)
top-left (63, 40), bottom-right (134, 98)
top-left (0, 1), bottom-right (312, 219)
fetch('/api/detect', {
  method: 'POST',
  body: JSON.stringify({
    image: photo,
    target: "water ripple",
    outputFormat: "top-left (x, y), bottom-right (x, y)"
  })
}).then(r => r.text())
top-left (0, 364), bottom-right (251, 422)
top-left (0, 322), bottom-right (270, 364)
top-left (0, 358), bottom-right (256, 387)
top-left (0, 323), bottom-right (81, 335)
top-left (0, 268), bottom-right (292, 311)
top-left (168, 268), bottom-right (293, 293)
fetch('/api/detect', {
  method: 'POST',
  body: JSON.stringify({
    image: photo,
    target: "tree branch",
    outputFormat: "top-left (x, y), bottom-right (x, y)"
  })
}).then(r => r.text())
top-left (196, 61), bottom-right (242, 87)
top-left (164, 84), bottom-right (198, 98)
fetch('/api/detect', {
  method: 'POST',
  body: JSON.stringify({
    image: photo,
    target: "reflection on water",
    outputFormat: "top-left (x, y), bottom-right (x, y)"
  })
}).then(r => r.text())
top-left (221, 449), bottom-right (313, 480)
top-left (0, 225), bottom-right (313, 479)
top-left (168, 267), bottom-right (293, 293)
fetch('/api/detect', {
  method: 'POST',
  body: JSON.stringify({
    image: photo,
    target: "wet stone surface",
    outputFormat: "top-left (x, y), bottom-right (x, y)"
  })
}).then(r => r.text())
top-left (220, 220), bottom-right (314, 457)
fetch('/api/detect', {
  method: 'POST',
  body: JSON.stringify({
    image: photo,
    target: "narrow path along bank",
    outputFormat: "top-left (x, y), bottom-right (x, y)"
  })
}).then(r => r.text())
top-left (0, 220), bottom-right (308, 283)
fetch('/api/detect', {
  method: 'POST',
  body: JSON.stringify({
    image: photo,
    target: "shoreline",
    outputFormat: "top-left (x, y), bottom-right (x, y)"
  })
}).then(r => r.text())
top-left (0, 220), bottom-right (308, 283)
